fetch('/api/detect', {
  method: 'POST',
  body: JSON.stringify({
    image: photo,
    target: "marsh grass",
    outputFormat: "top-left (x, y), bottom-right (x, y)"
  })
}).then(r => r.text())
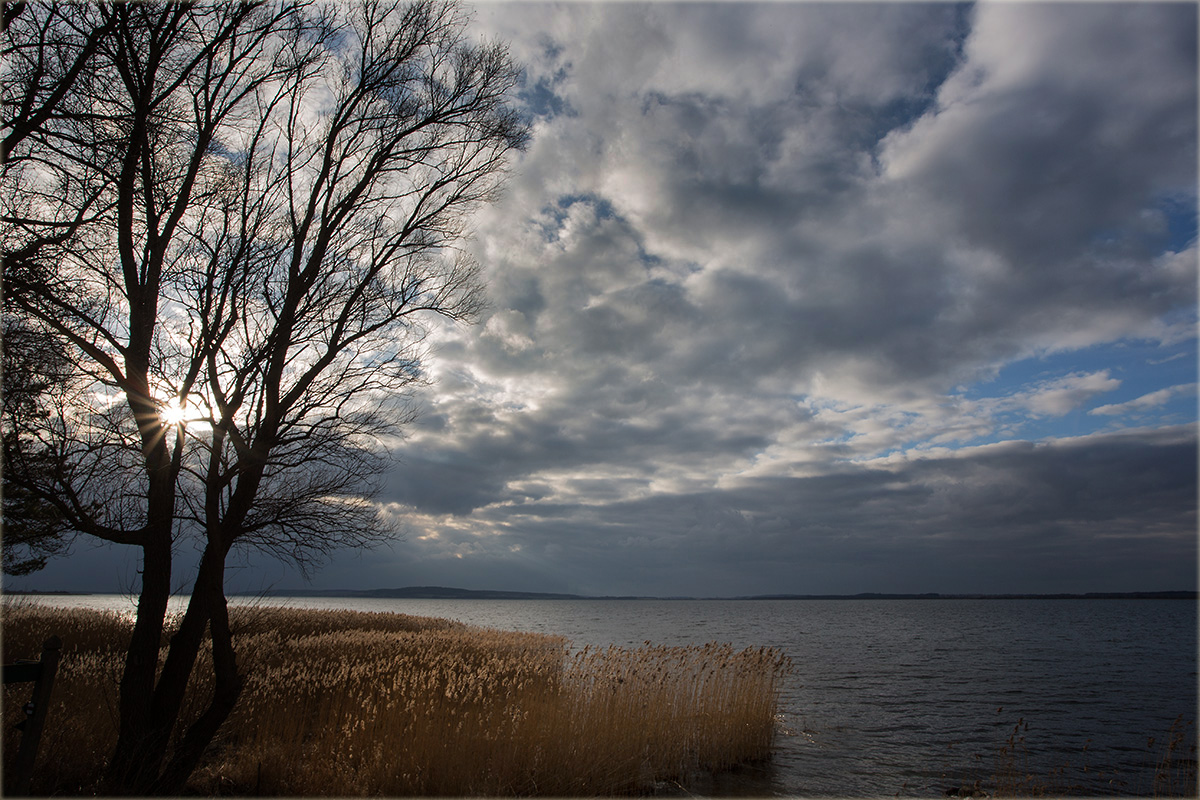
top-left (941, 716), bottom-right (1198, 798)
top-left (1, 602), bottom-right (790, 796)
top-left (1149, 716), bottom-right (1198, 798)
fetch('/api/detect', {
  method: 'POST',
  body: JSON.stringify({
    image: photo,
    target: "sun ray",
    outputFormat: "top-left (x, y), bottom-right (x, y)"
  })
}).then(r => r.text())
top-left (160, 401), bottom-right (186, 426)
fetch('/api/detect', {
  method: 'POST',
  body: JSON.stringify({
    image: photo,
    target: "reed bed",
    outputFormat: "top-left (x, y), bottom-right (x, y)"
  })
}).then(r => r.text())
top-left (1, 602), bottom-right (791, 796)
top-left (941, 716), bottom-right (1198, 798)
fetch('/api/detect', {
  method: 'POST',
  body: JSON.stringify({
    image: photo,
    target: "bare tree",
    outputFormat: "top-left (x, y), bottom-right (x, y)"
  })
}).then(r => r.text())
top-left (1, 0), bottom-right (527, 792)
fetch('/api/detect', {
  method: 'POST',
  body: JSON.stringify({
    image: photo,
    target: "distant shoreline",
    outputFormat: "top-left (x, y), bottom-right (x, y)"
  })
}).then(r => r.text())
top-left (6, 586), bottom-right (1195, 601)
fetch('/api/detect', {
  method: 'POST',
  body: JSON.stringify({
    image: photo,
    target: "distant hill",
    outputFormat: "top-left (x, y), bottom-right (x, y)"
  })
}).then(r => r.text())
top-left (245, 585), bottom-right (591, 600)
top-left (362, 586), bottom-right (588, 600)
top-left (733, 591), bottom-right (1198, 600)
top-left (234, 586), bottom-right (1198, 601)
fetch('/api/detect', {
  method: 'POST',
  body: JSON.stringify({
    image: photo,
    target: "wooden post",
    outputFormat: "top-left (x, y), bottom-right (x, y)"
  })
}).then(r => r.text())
top-left (4, 636), bottom-right (62, 796)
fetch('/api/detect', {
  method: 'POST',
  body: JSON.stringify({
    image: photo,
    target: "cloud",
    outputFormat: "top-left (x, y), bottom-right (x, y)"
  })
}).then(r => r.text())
top-left (15, 3), bottom-right (1196, 596)
top-left (360, 425), bottom-right (1198, 597)
top-left (15, 423), bottom-right (1195, 597)
top-left (373, 2), bottom-right (1195, 595)
top-left (1091, 384), bottom-right (1197, 417)
top-left (1006, 372), bottom-right (1123, 418)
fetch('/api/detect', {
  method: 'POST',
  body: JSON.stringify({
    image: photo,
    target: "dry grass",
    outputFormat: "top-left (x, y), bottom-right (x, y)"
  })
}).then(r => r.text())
top-left (942, 716), bottom-right (1198, 798)
top-left (1, 601), bottom-right (790, 796)
top-left (1149, 716), bottom-right (1198, 798)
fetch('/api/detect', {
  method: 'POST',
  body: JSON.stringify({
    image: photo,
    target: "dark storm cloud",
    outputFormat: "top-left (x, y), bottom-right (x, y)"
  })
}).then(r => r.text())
top-left (384, 426), bottom-right (1195, 597)
top-left (35, 423), bottom-right (1194, 596)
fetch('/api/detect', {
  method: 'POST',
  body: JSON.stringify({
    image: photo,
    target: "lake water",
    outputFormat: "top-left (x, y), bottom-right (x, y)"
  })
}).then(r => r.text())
top-left (13, 594), bottom-right (1197, 796)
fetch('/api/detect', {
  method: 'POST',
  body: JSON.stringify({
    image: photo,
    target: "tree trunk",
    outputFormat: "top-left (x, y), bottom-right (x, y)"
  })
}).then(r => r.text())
top-left (103, 530), bottom-right (172, 794)
top-left (151, 582), bottom-right (242, 795)
top-left (106, 539), bottom-right (242, 795)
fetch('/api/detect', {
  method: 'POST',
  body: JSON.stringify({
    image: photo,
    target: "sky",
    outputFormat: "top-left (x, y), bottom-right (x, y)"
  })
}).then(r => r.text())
top-left (10, 1), bottom-right (1198, 598)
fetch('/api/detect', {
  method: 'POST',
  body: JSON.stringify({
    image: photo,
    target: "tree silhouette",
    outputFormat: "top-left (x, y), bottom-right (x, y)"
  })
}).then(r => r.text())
top-left (1, 317), bottom-right (75, 575)
top-left (1, 0), bottom-right (527, 791)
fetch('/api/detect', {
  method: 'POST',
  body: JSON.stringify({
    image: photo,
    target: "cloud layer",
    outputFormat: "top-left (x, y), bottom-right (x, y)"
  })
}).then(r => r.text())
top-left (311, 1), bottom-right (1197, 597)
top-left (14, 2), bottom-right (1197, 596)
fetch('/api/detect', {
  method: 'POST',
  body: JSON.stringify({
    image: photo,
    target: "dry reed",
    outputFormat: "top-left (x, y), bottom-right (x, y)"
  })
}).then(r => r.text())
top-left (1, 601), bottom-right (790, 796)
top-left (942, 715), bottom-right (1198, 798)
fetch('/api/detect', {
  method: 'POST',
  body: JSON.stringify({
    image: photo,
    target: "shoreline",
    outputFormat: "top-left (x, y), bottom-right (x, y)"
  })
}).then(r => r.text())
top-left (5, 587), bottom-right (1196, 600)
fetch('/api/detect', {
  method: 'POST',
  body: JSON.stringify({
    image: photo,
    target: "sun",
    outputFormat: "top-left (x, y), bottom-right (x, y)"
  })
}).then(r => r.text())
top-left (160, 400), bottom-right (189, 426)
top-left (158, 397), bottom-right (210, 429)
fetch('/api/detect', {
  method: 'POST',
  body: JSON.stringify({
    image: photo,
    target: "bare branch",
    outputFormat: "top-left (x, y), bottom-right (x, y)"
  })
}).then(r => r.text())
top-left (1, 2), bottom-right (527, 791)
